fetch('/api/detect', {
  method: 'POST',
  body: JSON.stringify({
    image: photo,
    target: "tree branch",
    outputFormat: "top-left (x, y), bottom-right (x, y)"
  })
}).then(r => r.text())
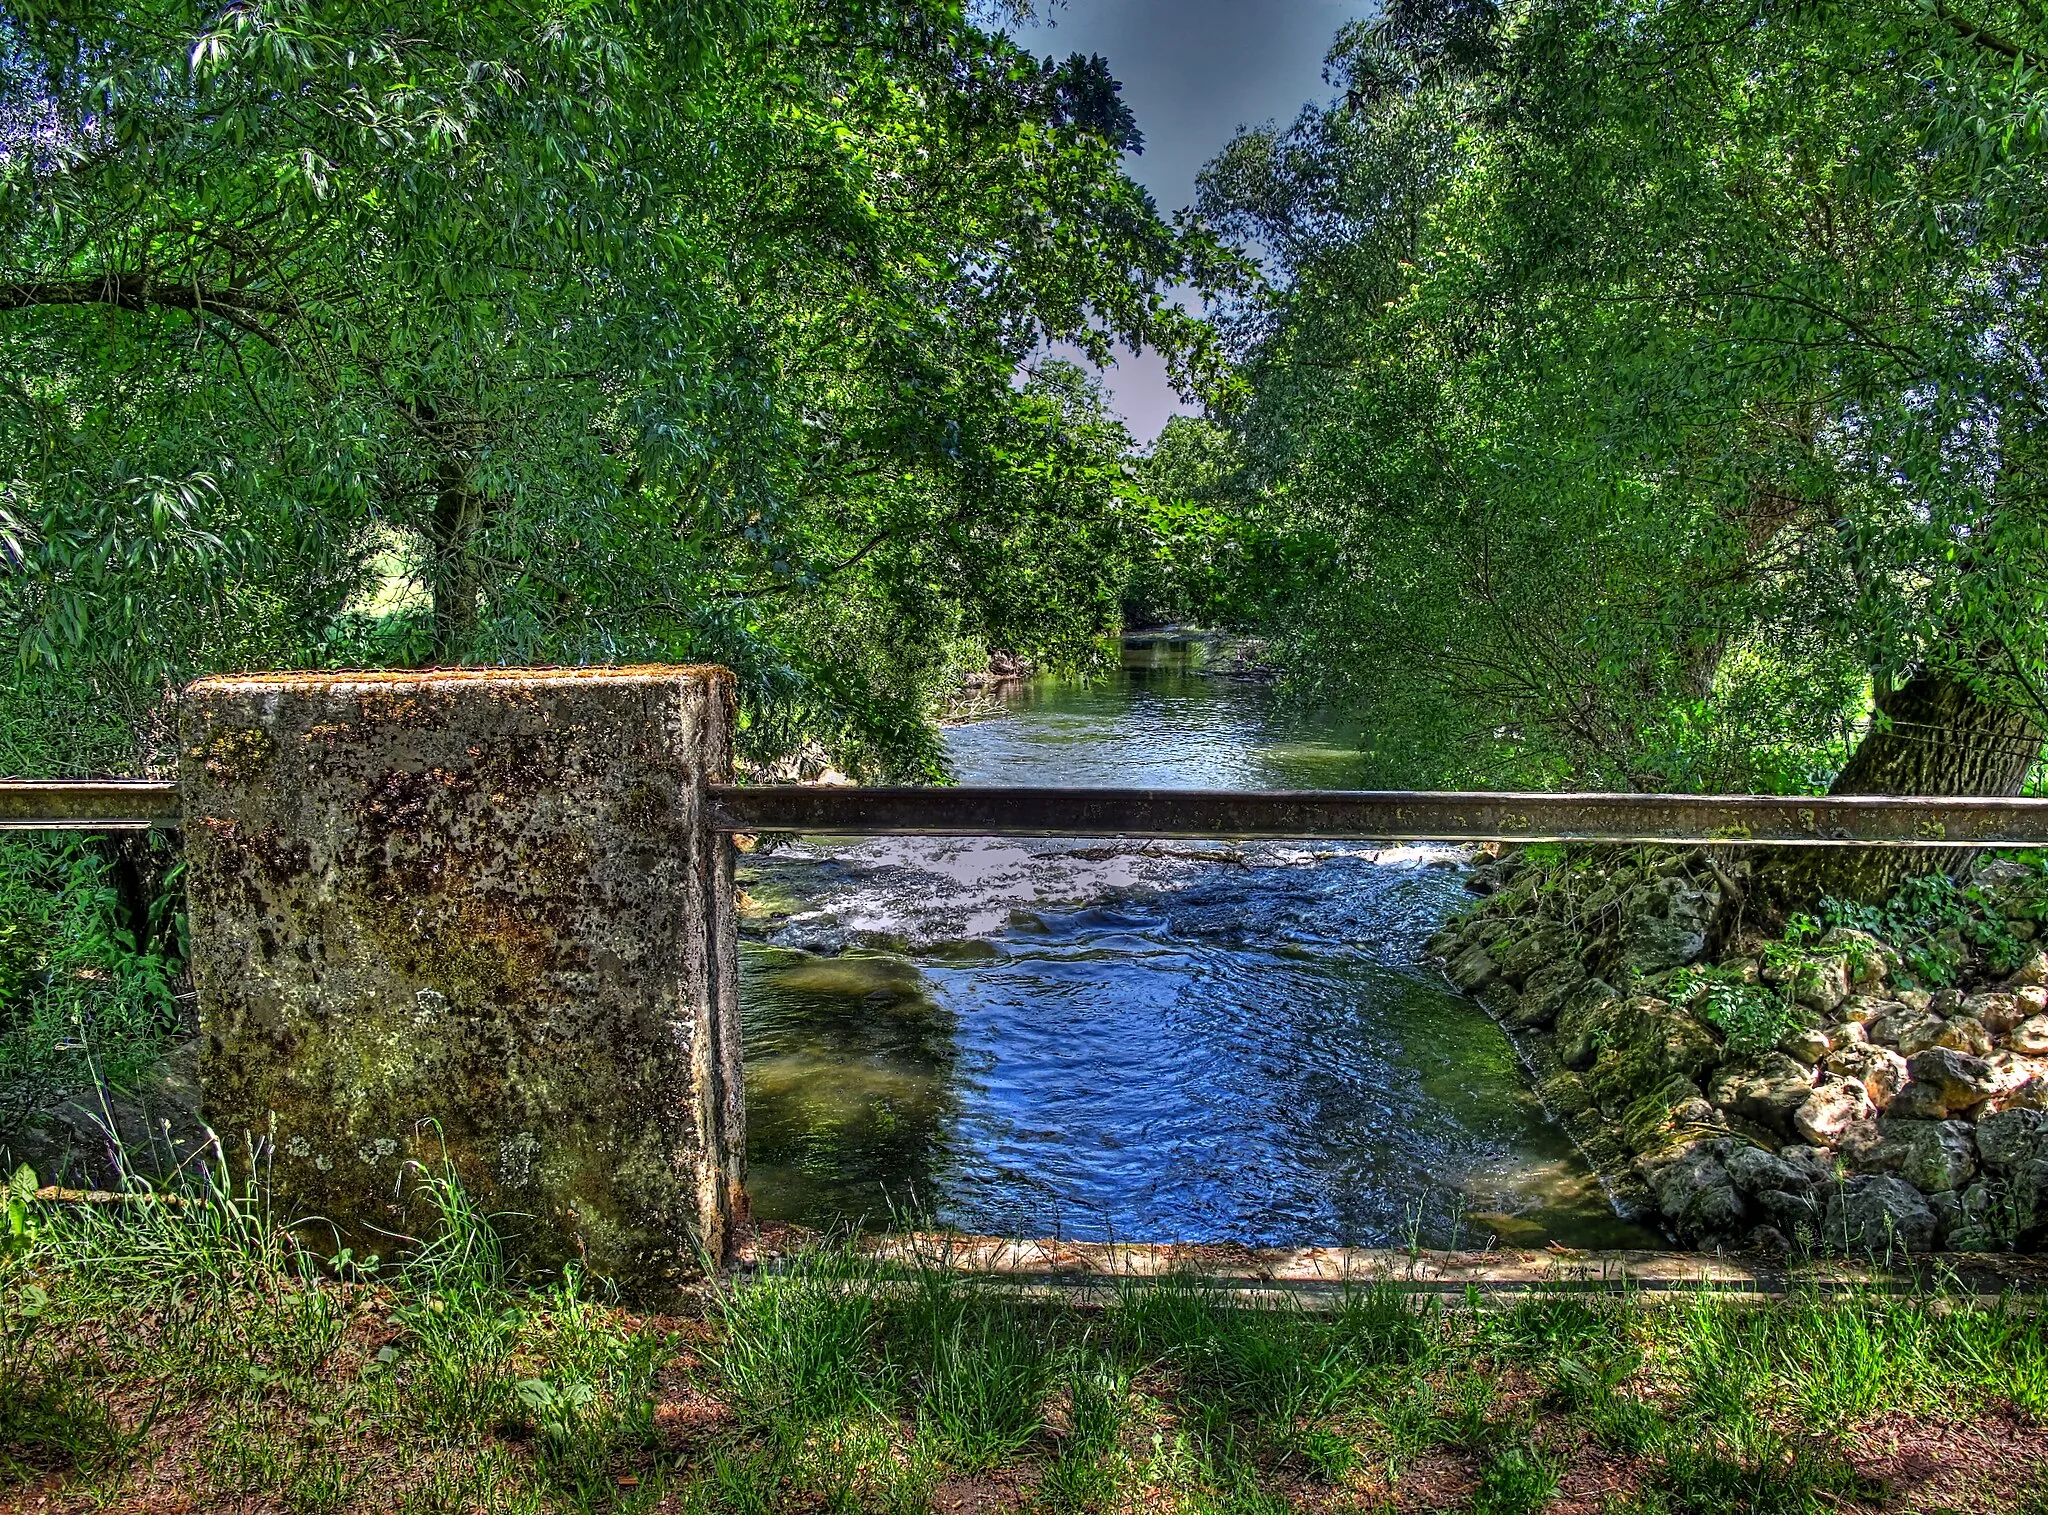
top-left (0, 274), bottom-right (295, 330)
top-left (1930, 2), bottom-right (2048, 71)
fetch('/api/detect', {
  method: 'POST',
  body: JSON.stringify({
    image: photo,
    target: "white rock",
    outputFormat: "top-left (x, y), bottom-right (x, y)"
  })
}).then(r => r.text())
top-left (1779, 1026), bottom-right (1832, 1066)
top-left (2009, 1015), bottom-right (2048, 1057)
top-left (1935, 1015), bottom-right (1994, 1058)
top-left (1795, 1078), bottom-right (1878, 1145)
top-left (1964, 993), bottom-right (2024, 1035)
top-left (2006, 949), bottom-right (2048, 989)
top-left (1868, 1006), bottom-right (1946, 1057)
top-left (1985, 1051), bottom-right (2048, 1109)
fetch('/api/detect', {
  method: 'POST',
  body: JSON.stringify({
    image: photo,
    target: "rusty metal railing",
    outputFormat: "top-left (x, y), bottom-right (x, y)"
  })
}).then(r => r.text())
top-left (1, 780), bottom-right (180, 829)
top-left (11, 777), bottom-right (2048, 846)
top-left (707, 786), bottom-right (2048, 845)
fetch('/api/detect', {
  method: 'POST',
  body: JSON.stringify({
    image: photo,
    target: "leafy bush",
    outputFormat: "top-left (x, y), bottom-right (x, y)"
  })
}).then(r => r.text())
top-left (1670, 966), bottom-right (1799, 1059)
top-left (0, 840), bottom-right (183, 1130)
top-left (1821, 872), bottom-right (2029, 987)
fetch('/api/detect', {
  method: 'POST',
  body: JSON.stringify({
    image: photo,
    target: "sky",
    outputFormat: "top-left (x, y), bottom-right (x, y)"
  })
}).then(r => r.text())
top-left (1007, 0), bottom-right (1376, 441)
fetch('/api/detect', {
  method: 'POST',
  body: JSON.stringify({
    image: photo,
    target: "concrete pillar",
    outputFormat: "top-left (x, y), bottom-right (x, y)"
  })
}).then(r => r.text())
top-left (179, 666), bottom-right (744, 1295)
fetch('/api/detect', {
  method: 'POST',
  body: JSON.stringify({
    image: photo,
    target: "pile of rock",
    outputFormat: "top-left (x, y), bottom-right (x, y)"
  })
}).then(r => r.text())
top-left (1426, 850), bottom-right (2048, 1254)
top-left (959, 651), bottom-right (1035, 689)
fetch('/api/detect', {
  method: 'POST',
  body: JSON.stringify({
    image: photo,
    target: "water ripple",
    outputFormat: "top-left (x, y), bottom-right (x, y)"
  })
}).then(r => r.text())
top-left (740, 647), bottom-right (1657, 1250)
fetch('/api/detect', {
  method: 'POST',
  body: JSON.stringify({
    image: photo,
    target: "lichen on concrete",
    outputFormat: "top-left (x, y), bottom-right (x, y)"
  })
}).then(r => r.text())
top-left (179, 666), bottom-right (743, 1297)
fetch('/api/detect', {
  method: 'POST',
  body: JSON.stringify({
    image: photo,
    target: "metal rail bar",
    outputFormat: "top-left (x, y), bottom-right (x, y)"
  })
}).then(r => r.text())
top-left (11, 778), bottom-right (2048, 847)
top-left (707, 785), bottom-right (2048, 847)
top-left (0, 780), bottom-right (180, 830)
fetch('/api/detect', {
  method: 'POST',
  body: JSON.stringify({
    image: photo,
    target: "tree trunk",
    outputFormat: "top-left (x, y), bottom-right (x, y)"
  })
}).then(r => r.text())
top-left (89, 833), bottom-right (155, 954)
top-left (1760, 666), bottom-right (2044, 908)
top-left (428, 461), bottom-right (486, 665)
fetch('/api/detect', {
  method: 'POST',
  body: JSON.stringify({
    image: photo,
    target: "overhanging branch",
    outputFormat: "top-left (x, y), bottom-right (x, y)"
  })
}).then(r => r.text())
top-left (0, 274), bottom-right (295, 329)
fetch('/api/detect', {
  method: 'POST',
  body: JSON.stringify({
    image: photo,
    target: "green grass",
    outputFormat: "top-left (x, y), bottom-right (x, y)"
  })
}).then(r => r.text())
top-left (3, 1173), bottom-right (2047, 1513)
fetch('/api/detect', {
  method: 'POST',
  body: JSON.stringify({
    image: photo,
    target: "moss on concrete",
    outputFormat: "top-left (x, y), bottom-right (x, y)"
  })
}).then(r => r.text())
top-left (180, 667), bottom-right (742, 1298)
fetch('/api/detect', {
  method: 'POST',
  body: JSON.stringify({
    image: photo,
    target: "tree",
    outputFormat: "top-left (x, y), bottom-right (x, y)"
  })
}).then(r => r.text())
top-left (1, 0), bottom-right (1215, 779)
top-left (1196, 0), bottom-right (2048, 882)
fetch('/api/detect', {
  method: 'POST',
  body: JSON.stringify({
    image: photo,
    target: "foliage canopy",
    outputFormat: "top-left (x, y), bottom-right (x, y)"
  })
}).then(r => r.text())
top-left (1187, 0), bottom-right (2048, 799)
top-left (1, 0), bottom-right (1219, 779)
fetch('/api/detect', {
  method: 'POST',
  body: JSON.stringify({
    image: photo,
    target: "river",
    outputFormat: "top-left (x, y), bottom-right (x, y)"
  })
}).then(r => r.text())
top-left (736, 633), bottom-right (1656, 1251)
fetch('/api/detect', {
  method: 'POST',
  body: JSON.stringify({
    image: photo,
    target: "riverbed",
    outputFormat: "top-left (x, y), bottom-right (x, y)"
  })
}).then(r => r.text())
top-left (737, 634), bottom-right (1657, 1250)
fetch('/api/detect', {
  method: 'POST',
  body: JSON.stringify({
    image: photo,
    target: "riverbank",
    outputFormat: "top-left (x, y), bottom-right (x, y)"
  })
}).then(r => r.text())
top-left (6, 1181), bottom-right (2048, 1514)
top-left (1427, 847), bottom-right (2048, 1256)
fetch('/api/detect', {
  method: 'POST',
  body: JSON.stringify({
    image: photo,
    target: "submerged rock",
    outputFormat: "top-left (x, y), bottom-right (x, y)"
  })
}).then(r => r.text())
top-left (1475, 978), bottom-right (1521, 1021)
top-left (1447, 941), bottom-right (1499, 991)
top-left (1424, 924), bottom-right (1464, 959)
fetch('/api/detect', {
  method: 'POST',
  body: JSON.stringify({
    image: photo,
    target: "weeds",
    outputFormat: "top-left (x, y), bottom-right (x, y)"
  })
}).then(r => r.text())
top-left (910, 1304), bottom-right (1053, 1469)
top-left (0, 836), bottom-right (184, 1137)
top-left (709, 1246), bottom-right (887, 1431)
top-left (1469, 1437), bottom-right (1561, 1515)
top-left (3, 1173), bottom-right (2047, 1513)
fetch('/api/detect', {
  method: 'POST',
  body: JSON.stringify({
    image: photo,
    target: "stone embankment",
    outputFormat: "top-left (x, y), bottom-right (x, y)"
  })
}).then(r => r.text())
top-left (1427, 848), bottom-right (2048, 1255)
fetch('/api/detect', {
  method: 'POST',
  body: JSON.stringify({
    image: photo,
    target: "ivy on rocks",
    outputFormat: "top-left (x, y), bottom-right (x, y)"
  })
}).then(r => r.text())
top-left (1427, 846), bottom-right (2048, 1254)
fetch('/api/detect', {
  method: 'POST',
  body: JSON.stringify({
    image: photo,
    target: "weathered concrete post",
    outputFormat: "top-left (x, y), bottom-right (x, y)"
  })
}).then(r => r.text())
top-left (179, 666), bottom-right (744, 1295)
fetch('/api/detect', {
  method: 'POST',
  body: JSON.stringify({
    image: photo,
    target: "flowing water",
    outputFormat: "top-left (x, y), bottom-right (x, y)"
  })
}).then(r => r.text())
top-left (737, 633), bottom-right (1658, 1250)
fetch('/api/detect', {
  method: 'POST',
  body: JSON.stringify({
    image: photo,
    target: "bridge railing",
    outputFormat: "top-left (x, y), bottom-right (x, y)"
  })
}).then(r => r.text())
top-left (8, 667), bottom-right (2046, 1300)
top-left (14, 776), bottom-right (2048, 847)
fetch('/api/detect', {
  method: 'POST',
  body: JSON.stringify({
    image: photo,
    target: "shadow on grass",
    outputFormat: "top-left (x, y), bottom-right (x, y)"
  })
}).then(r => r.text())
top-left (5, 1155), bottom-right (2048, 1512)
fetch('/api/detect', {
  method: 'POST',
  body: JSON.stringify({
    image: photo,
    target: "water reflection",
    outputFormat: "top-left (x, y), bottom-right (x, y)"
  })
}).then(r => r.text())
top-left (944, 633), bottom-right (1377, 792)
top-left (742, 949), bottom-right (959, 1226)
